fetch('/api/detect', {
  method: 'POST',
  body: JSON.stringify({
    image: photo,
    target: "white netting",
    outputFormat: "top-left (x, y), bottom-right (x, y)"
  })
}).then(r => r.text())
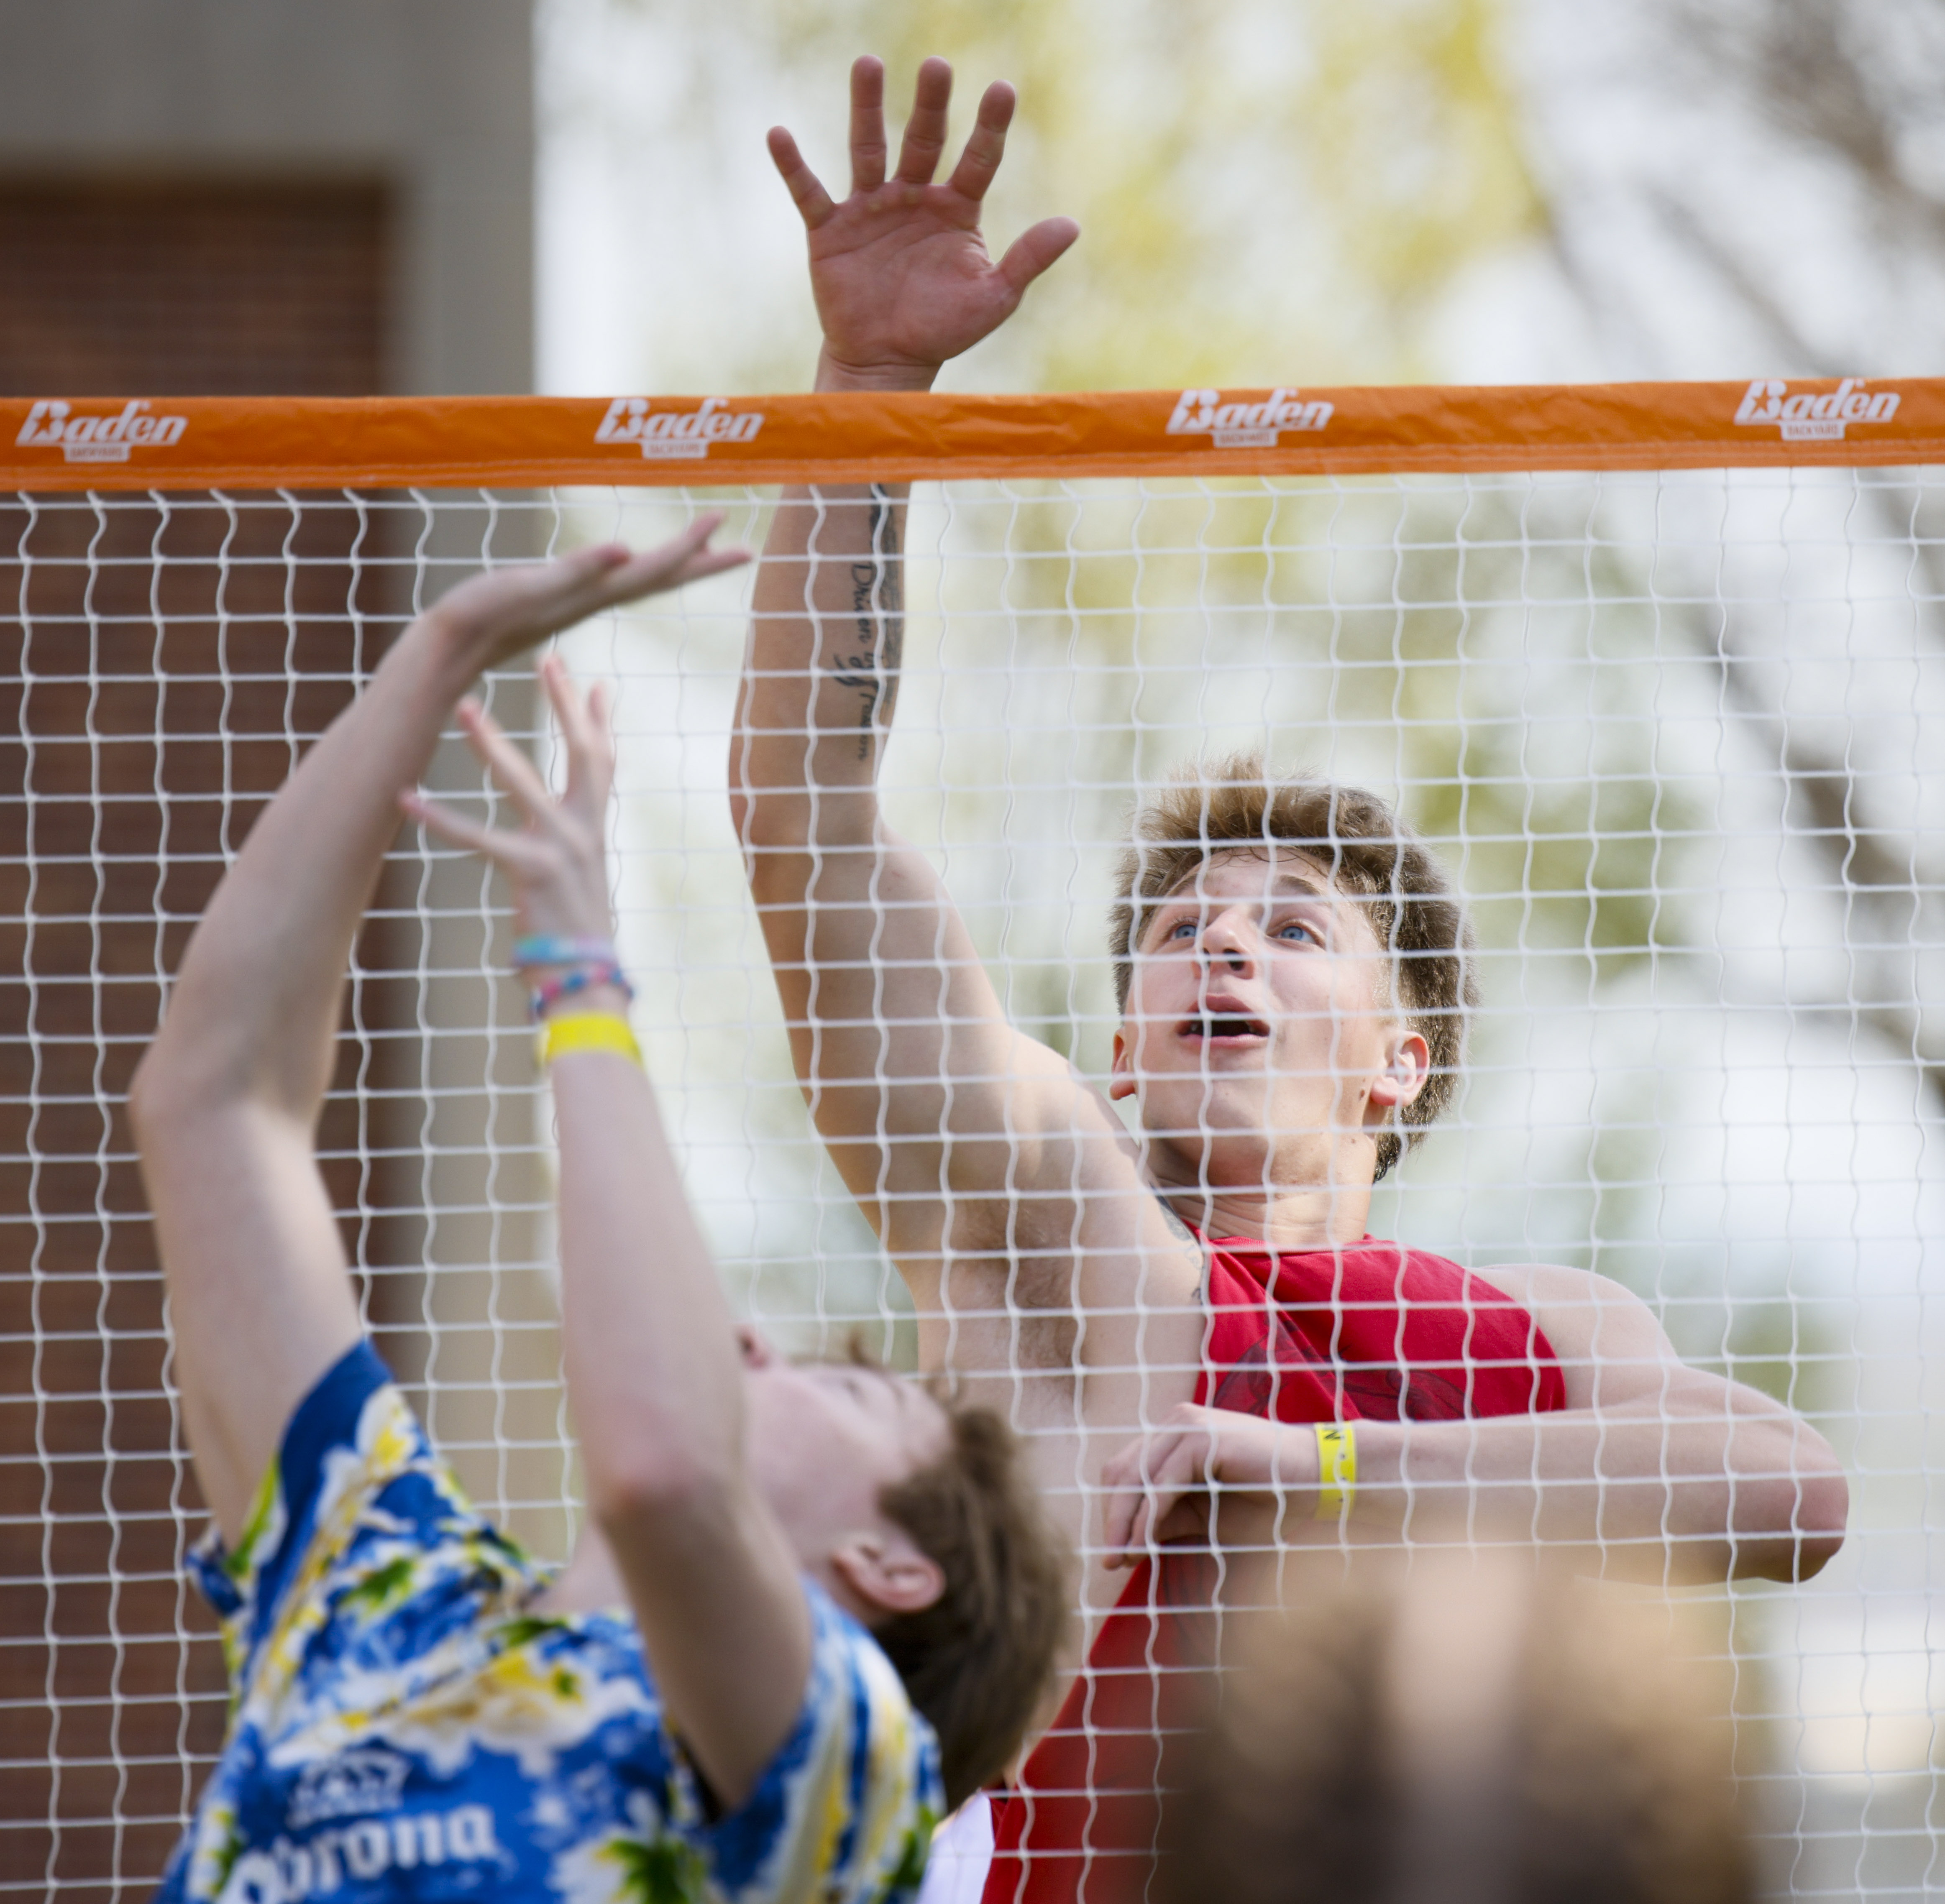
top-left (4, 467), bottom-right (1941, 1899)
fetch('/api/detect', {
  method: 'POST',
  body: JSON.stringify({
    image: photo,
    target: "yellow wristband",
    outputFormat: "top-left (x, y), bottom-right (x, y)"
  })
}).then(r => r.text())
top-left (1314, 1421), bottom-right (1356, 1521)
top-left (540, 1010), bottom-right (642, 1068)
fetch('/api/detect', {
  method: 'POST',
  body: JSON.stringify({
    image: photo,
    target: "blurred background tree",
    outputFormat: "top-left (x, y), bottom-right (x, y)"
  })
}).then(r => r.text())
top-left (540, 0), bottom-right (1543, 392)
top-left (540, 0), bottom-right (1945, 390)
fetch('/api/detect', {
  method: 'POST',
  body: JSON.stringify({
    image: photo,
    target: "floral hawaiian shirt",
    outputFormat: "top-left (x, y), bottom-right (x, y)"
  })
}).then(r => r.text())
top-left (154, 1342), bottom-right (942, 1903)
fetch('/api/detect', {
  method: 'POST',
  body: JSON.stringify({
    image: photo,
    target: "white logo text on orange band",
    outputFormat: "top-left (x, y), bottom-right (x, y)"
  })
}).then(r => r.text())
top-left (1166, 387), bottom-right (1333, 449)
top-left (1734, 378), bottom-right (1900, 442)
top-left (16, 399), bottom-right (189, 462)
top-left (594, 396), bottom-right (765, 460)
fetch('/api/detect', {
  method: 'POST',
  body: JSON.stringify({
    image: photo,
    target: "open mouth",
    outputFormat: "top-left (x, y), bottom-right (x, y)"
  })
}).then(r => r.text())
top-left (1182, 1013), bottom-right (1270, 1043)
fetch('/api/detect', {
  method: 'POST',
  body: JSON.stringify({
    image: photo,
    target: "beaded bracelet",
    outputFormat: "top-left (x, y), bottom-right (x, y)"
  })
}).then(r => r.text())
top-left (513, 933), bottom-right (620, 971)
top-left (529, 963), bottom-right (635, 1020)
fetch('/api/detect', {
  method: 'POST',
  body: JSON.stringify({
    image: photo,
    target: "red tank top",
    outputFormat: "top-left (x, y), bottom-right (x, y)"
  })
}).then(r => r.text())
top-left (983, 1233), bottom-right (1566, 1904)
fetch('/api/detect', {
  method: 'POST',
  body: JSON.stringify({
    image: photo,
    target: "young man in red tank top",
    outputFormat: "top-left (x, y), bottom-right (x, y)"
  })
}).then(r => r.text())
top-left (734, 56), bottom-right (1849, 1904)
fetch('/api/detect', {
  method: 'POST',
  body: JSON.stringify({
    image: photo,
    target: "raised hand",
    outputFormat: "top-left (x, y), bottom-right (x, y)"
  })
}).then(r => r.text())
top-left (768, 55), bottom-right (1079, 390)
top-left (426, 515), bottom-right (747, 678)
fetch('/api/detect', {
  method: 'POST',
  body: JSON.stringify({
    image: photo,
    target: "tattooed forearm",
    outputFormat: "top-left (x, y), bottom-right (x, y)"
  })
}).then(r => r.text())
top-left (825, 485), bottom-right (906, 762)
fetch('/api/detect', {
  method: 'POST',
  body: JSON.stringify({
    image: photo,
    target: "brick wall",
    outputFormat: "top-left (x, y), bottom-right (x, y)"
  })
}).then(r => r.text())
top-left (0, 182), bottom-right (413, 1902)
top-left (0, 181), bottom-right (388, 396)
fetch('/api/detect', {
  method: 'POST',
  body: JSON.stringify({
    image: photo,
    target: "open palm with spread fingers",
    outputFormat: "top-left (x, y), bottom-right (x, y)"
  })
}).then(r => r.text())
top-left (768, 54), bottom-right (1078, 388)
top-left (427, 518), bottom-right (747, 680)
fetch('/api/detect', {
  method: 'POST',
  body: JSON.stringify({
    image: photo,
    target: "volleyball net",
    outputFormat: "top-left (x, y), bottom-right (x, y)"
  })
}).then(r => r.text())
top-left (5, 379), bottom-right (1944, 1899)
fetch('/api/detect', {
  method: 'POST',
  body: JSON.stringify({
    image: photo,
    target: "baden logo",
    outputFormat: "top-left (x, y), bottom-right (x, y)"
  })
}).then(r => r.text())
top-left (594, 396), bottom-right (764, 460)
top-left (1167, 388), bottom-right (1333, 449)
top-left (1734, 378), bottom-right (1899, 442)
top-left (16, 399), bottom-right (188, 463)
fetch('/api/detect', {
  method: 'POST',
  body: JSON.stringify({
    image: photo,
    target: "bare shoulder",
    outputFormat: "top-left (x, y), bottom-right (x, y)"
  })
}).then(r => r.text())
top-left (1155, 1198), bottom-right (1200, 1250)
top-left (1469, 1260), bottom-right (1684, 1408)
top-left (1468, 1259), bottom-right (1656, 1319)
top-left (1142, 1192), bottom-right (1207, 1305)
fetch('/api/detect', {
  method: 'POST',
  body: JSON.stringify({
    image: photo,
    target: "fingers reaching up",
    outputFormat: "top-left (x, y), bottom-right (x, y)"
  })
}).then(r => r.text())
top-left (427, 516), bottom-right (750, 676)
top-left (892, 54), bottom-right (953, 187)
top-left (404, 655), bottom-right (620, 946)
top-left (847, 54), bottom-right (888, 194)
top-left (944, 79), bottom-right (1016, 204)
top-left (766, 126), bottom-right (835, 230)
top-left (765, 54), bottom-right (1078, 384)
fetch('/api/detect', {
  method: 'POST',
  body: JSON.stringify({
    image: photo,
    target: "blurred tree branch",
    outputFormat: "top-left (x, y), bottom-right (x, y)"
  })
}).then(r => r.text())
top-left (1674, 0), bottom-right (1945, 250)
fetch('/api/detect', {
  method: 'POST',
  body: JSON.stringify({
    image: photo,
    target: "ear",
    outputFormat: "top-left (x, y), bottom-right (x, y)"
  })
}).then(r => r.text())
top-left (1108, 1025), bottom-right (1137, 1102)
top-left (1365, 1028), bottom-right (1431, 1114)
top-left (829, 1531), bottom-right (946, 1619)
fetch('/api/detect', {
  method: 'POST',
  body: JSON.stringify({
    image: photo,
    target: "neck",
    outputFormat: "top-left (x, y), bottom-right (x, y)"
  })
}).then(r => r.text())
top-left (1146, 1135), bottom-right (1378, 1250)
top-left (536, 1518), bottom-right (873, 1628)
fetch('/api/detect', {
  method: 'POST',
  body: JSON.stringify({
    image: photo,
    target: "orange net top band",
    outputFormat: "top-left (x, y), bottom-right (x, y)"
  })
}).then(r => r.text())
top-left (4, 378), bottom-right (1942, 491)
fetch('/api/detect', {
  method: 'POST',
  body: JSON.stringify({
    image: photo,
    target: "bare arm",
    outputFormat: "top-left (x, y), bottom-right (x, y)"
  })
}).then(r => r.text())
top-left (414, 663), bottom-right (809, 1810)
top-left (739, 475), bottom-right (1134, 1254)
top-left (732, 59), bottom-right (1199, 1427)
top-left (733, 51), bottom-right (1088, 1267)
top-left (1101, 1265), bottom-right (1847, 1585)
top-left (127, 528), bottom-right (742, 1542)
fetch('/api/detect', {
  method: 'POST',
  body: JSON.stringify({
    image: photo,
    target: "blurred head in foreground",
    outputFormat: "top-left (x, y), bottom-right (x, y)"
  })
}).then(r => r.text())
top-left (1160, 1560), bottom-right (1752, 1904)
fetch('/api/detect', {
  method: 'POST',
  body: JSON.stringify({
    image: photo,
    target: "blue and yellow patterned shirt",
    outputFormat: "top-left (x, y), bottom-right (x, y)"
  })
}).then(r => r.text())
top-left (156, 1343), bottom-right (942, 1903)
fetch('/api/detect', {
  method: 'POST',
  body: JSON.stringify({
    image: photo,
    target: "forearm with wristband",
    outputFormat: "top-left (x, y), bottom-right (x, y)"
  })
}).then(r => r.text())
top-left (515, 933), bottom-right (642, 1067)
top-left (1314, 1421), bottom-right (1356, 1522)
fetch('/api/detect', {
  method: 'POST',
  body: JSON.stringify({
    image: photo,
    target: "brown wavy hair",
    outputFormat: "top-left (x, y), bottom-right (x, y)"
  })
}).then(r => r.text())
top-left (1108, 756), bottom-right (1475, 1177)
top-left (872, 1388), bottom-right (1071, 1809)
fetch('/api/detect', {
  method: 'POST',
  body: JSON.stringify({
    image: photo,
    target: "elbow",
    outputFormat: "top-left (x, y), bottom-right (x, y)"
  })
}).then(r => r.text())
top-left (1737, 1441), bottom-right (1850, 1584)
top-left (128, 1026), bottom-right (253, 1147)
top-left (127, 1036), bottom-right (205, 1151)
top-left (727, 782), bottom-right (807, 872)
top-left (1785, 1459), bottom-right (1850, 1580)
top-left (125, 1048), bottom-right (164, 1148)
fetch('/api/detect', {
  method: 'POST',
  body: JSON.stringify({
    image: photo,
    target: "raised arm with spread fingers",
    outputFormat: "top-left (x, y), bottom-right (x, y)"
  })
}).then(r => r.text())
top-left (732, 57), bottom-right (1206, 1579)
top-left (131, 529), bottom-right (743, 1542)
top-left (130, 529), bottom-right (901, 1806)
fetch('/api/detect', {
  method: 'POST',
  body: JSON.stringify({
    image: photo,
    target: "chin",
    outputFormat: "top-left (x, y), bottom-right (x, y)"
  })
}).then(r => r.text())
top-left (1136, 1112), bottom-right (1275, 1174)
top-left (1138, 1075), bottom-right (1285, 1133)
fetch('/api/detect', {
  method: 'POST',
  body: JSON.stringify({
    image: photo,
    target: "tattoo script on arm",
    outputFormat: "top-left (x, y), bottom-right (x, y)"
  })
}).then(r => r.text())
top-left (826, 488), bottom-right (905, 762)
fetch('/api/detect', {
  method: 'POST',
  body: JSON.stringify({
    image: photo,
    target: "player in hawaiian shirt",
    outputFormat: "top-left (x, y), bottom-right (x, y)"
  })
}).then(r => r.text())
top-left (131, 524), bottom-right (1068, 1903)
